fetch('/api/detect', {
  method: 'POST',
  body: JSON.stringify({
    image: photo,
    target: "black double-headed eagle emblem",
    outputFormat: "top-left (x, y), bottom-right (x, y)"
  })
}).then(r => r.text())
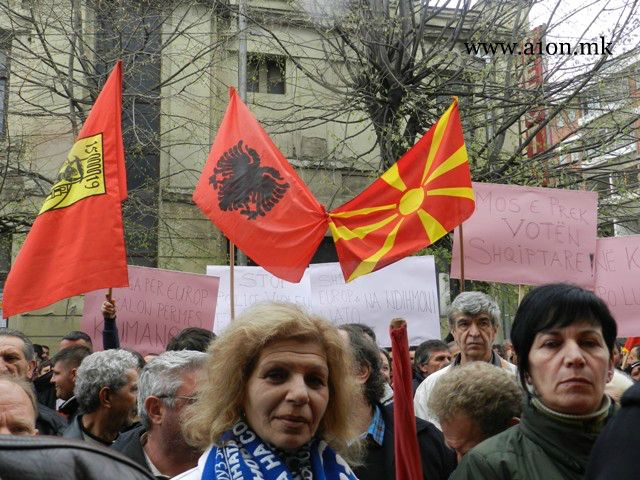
top-left (209, 141), bottom-right (290, 220)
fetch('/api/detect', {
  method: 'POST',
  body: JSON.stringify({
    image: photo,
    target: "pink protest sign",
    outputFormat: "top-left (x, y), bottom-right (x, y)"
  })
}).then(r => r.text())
top-left (595, 236), bottom-right (640, 336)
top-left (82, 266), bottom-right (220, 355)
top-left (451, 182), bottom-right (598, 288)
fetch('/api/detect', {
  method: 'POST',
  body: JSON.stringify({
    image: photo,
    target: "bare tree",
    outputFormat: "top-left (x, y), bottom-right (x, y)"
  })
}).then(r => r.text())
top-left (1, 0), bottom-right (639, 276)
top-left (232, 0), bottom-right (639, 292)
top-left (0, 0), bottom-right (234, 271)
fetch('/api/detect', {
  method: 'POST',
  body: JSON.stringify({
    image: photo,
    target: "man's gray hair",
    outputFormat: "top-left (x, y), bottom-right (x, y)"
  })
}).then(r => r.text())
top-left (447, 291), bottom-right (500, 330)
top-left (428, 361), bottom-right (522, 438)
top-left (0, 328), bottom-right (35, 361)
top-left (137, 350), bottom-right (207, 429)
top-left (75, 349), bottom-right (138, 414)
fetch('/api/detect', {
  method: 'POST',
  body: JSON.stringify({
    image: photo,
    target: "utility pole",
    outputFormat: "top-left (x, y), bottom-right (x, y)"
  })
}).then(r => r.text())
top-left (236, 0), bottom-right (248, 266)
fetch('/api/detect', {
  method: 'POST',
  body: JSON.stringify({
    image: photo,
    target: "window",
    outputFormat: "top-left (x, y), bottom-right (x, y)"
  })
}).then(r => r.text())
top-left (96, 5), bottom-right (161, 267)
top-left (247, 54), bottom-right (286, 94)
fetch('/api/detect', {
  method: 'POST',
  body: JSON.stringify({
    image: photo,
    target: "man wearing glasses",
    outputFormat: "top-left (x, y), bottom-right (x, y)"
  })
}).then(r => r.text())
top-left (112, 350), bottom-right (207, 479)
top-left (414, 291), bottom-right (517, 428)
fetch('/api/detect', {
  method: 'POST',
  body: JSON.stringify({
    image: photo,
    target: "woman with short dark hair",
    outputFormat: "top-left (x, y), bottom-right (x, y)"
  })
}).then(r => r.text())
top-left (451, 283), bottom-right (617, 480)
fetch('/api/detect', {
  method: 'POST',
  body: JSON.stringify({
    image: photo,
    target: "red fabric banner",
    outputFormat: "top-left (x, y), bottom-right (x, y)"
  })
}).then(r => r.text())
top-left (390, 319), bottom-right (424, 480)
top-left (3, 61), bottom-right (129, 317)
top-left (329, 98), bottom-right (475, 282)
top-left (193, 87), bottom-right (328, 282)
top-left (624, 337), bottom-right (640, 352)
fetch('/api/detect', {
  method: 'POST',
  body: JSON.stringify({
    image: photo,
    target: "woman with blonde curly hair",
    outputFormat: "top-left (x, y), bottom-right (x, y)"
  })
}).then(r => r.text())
top-left (175, 302), bottom-right (359, 479)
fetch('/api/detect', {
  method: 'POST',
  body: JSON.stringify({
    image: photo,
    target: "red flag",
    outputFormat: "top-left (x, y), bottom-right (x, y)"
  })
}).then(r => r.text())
top-left (624, 337), bottom-right (640, 352)
top-left (3, 61), bottom-right (128, 317)
top-left (193, 87), bottom-right (327, 282)
top-left (390, 319), bottom-right (424, 480)
top-left (329, 98), bottom-right (475, 281)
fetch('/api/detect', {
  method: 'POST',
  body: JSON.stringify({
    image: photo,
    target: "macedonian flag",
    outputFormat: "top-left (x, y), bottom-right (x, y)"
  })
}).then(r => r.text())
top-left (329, 98), bottom-right (475, 282)
top-left (3, 61), bottom-right (129, 317)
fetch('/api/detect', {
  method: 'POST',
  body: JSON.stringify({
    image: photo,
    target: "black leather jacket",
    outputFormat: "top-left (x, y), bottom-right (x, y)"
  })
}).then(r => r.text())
top-left (0, 434), bottom-right (155, 480)
top-left (37, 402), bottom-right (68, 436)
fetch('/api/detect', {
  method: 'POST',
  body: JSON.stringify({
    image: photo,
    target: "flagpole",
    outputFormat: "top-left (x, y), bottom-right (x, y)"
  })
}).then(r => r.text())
top-left (518, 284), bottom-right (525, 305)
top-left (229, 242), bottom-right (236, 320)
top-left (228, 0), bottom-right (248, 323)
top-left (459, 225), bottom-right (465, 292)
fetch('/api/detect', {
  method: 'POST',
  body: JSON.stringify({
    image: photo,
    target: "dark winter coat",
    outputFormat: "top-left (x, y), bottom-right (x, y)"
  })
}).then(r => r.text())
top-left (111, 424), bottom-right (151, 473)
top-left (451, 398), bottom-right (613, 480)
top-left (354, 403), bottom-right (456, 480)
top-left (585, 382), bottom-right (640, 479)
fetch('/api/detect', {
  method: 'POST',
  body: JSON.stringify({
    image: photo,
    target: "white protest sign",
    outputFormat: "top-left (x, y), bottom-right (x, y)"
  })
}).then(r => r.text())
top-left (207, 256), bottom-right (440, 346)
top-left (205, 265), bottom-right (311, 335)
top-left (309, 257), bottom-right (440, 346)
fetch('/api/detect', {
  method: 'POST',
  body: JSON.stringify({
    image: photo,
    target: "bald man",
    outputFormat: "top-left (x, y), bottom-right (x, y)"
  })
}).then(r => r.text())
top-left (0, 374), bottom-right (38, 435)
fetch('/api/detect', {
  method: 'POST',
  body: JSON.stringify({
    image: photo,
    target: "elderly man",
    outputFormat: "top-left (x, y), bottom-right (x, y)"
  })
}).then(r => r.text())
top-left (0, 374), bottom-right (39, 435)
top-left (339, 325), bottom-right (456, 480)
top-left (428, 362), bottom-right (522, 461)
top-left (0, 328), bottom-right (67, 435)
top-left (412, 339), bottom-right (452, 393)
top-left (50, 345), bottom-right (91, 418)
top-left (64, 349), bottom-right (139, 446)
top-left (111, 350), bottom-right (207, 478)
top-left (414, 292), bottom-right (516, 426)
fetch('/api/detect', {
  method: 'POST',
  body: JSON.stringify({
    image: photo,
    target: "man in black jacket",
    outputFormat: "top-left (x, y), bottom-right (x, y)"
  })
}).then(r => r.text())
top-left (51, 345), bottom-right (91, 419)
top-left (0, 328), bottom-right (67, 435)
top-left (339, 325), bottom-right (456, 480)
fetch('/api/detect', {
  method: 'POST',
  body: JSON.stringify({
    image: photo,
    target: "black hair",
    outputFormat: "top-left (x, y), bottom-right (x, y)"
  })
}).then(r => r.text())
top-left (51, 345), bottom-right (91, 369)
top-left (33, 344), bottom-right (44, 358)
top-left (380, 347), bottom-right (391, 365)
top-left (339, 325), bottom-right (386, 406)
top-left (511, 283), bottom-right (617, 395)
top-left (61, 331), bottom-right (93, 346)
top-left (342, 323), bottom-right (376, 342)
top-left (166, 327), bottom-right (216, 352)
top-left (413, 339), bottom-right (450, 368)
top-left (37, 359), bottom-right (52, 376)
top-left (123, 348), bottom-right (146, 369)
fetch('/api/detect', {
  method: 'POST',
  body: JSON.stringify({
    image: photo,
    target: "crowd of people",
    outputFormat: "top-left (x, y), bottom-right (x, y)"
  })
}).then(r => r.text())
top-left (0, 282), bottom-right (638, 479)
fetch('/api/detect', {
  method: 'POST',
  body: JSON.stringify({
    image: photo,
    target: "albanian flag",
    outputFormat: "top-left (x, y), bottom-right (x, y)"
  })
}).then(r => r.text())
top-left (329, 98), bottom-right (475, 282)
top-left (3, 61), bottom-right (129, 317)
top-left (193, 87), bottom-right (327, 283)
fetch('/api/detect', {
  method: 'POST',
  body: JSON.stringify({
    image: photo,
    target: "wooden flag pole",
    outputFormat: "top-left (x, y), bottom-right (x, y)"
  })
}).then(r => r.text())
top-left (229, 242), bottom-right (236, 321)
top-left (106, 288), bottom-right (113, 303)
top-left (518, 285), bottom-right (525, 305)
top-left (459, 225), bottom-right (465, 292)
